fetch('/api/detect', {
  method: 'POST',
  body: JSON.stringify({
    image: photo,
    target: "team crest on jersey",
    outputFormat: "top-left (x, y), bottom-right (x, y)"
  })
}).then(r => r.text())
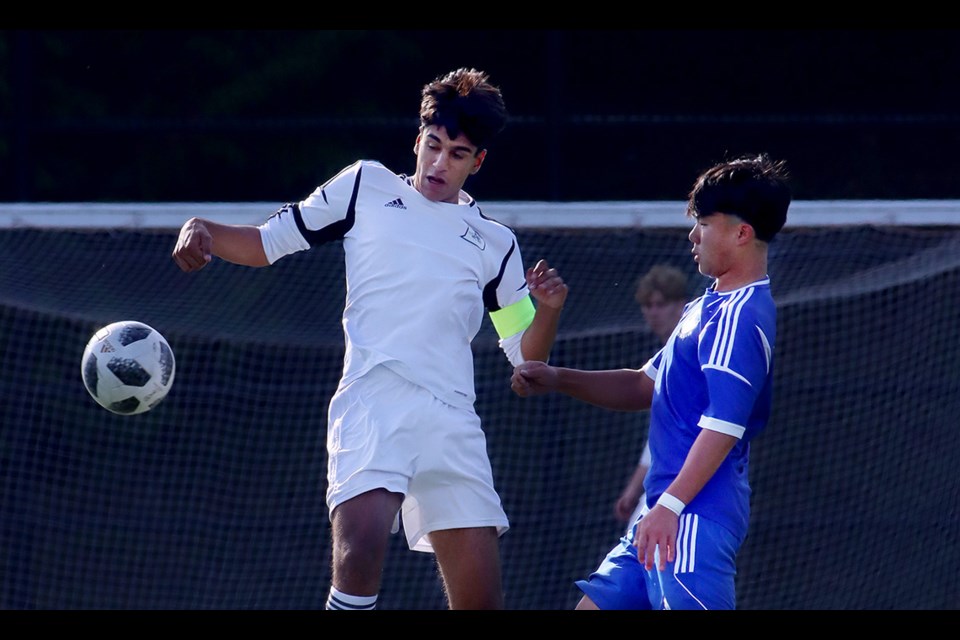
top-left (461, 224), bottom-right (485, 250)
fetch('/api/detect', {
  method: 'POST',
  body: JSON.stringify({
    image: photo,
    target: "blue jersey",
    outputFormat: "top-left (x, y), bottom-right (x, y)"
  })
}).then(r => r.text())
top-left (643, 278), bottom-right (776, 539)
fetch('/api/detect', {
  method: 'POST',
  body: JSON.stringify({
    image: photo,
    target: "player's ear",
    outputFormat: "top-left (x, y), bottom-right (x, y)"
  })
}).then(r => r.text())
top-left (413, 133), bottom-right (421, 156)
top-left (471, 149), bottom-right (487, 175)
top-left (738, 222), bottom-right (756, 244)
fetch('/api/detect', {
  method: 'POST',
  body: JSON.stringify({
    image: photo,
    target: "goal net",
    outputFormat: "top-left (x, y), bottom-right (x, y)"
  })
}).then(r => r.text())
top-left (0, 202), bottom-right (957, 609)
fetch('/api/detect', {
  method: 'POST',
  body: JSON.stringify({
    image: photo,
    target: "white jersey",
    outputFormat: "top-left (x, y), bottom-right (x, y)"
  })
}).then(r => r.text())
top-left (258, 160), bottom-right (532, 410)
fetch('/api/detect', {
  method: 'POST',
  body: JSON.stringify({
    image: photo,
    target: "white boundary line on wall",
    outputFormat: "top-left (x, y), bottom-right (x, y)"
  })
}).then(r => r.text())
top-left (0, 200), bottom-right (957, 229)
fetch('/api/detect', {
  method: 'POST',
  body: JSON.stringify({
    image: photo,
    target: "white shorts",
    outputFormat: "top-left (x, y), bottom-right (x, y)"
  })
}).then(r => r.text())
top-left (325, 364), bottom-right (509, 553)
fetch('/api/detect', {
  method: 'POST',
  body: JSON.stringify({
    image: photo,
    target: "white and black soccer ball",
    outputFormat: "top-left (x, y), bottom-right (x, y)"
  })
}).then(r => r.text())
top-left (81, 320), bottom-right (176, 415)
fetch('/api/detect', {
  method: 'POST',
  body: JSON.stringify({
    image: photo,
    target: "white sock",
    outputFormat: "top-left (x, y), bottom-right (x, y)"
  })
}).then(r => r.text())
top-left (325, 587), bottom-right (377, 610)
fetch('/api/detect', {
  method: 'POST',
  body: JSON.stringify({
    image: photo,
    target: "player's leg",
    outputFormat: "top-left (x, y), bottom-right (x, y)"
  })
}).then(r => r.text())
top-left (430, 526), bottom-right (504, 609)
top-left (396, 396), bottom-right (509, 608)
top-left (323, 366), bottom-right (413, 610)
top-left (327, 488), bottom-right (404, 609)
top-left (575, 594), bottom-right (601, 610)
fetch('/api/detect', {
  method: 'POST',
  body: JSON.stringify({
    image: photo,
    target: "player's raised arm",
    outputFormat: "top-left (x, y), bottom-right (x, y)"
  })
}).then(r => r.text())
top-left (172, 217), bottom-right (269, 272)
top-left (519, 259), bottom-right (568, 362)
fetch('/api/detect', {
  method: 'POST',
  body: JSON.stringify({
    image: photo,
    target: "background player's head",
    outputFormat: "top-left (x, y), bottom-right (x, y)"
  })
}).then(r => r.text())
top-left (635, 265), bottom-right (689, 344)
top-left (413, 68), bottom-right (508, 203)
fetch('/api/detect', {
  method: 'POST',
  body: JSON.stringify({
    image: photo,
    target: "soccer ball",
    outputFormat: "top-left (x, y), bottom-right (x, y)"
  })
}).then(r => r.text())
top-left (81, 320), bottom-right (176, 415)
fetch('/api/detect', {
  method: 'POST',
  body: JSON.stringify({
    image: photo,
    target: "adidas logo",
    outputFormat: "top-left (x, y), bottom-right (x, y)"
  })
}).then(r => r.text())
top-left (384, 198), bottom-right (407, 210)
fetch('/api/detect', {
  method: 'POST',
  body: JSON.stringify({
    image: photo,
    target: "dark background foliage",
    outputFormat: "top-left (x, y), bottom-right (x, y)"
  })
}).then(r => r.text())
top-left (3, 29), bottom-right (960, 203)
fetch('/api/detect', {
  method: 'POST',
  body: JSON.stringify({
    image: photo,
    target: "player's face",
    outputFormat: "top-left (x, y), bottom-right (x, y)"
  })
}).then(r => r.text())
top-left (413, 125), bottom-right (486, 203)
top-left (688, 213), bottom-right (742, 280)
top-left (640, 291), bottom-right (686, 344)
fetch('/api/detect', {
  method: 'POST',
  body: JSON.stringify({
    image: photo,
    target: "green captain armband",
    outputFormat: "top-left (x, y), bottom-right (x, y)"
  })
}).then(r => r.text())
top-left (489, 295), bottom-right (536, 339)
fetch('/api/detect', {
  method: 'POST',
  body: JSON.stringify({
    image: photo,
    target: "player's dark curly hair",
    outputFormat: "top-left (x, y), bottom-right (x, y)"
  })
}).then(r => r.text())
top-left (687, 153), bottom-right (792, 243)
top-left (419, 68), bottom-right (508, 152)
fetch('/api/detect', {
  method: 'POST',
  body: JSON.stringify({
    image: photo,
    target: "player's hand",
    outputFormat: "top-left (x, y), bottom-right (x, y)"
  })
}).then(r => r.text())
top-left (510, 360), bottom-right (558, 397)
top-left (172, 217), bottom-right (213, 272)
top-left (526, 259), bottom-right (567, 311)
top-left (632, 505), bottom-right (678, 572)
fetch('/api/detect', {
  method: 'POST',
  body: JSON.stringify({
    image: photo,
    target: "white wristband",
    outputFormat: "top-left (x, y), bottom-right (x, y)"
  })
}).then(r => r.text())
top-left (657, 492), bottom-right (685, 516)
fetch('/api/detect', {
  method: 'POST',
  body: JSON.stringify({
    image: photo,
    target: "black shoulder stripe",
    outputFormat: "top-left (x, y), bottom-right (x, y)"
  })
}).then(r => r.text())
top-left (476, 204), bottom-right (516, 234)
top-left (267, 202), bottom-right (297, 222)
top-left (296, 165), bottom-right (363, 246)
top-left (483, 240), bottom-right (516, 312)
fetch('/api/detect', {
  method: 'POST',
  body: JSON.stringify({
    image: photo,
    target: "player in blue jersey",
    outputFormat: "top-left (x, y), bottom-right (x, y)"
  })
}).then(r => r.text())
top-left (614, 265), bottom-right (690, 532)
top-left (511, 154), bottom-right (790, 610)
top-left (171, 68), bottom-right (568, 610)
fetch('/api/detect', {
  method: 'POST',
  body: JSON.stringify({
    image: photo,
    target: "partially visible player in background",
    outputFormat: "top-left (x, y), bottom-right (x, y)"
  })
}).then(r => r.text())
top-left (613, 265), bottom-right (690, 531)
top-left (511, 154), bottom-right (790, 610)
top-left (172, 67), bottom-right (568, 610)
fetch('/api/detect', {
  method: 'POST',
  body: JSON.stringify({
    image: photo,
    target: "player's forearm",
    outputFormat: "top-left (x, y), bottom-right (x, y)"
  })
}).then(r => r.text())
top-left (204, 219), bottom-right (270, 267)
top-left (626, 463), bottom-right (649, 493)
top-left (519, 304), bottom-right (563, 362)
top-left (554, 367), bottom-right (650, 411)
top-left (619, 464), bottom-right (648, 502)
top-left (662, 429), bottom-right (737, 506)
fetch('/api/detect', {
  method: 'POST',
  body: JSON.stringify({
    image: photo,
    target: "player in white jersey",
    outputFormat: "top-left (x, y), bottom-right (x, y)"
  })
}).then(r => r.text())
top-left (171, 68), bottom-right (568, 610)
top-left (510, 154), bottom-right (790, 609)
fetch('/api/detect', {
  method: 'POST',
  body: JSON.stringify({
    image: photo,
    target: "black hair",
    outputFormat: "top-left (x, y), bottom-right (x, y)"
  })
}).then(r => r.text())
top-left (419, 68), bottom-right (508, 151)
top-left (687, 154), bottom-right (791, 242)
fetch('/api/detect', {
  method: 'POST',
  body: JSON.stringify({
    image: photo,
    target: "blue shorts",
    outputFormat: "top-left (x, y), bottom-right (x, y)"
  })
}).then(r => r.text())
top-left (575, 511), bottom-right (740, 610)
